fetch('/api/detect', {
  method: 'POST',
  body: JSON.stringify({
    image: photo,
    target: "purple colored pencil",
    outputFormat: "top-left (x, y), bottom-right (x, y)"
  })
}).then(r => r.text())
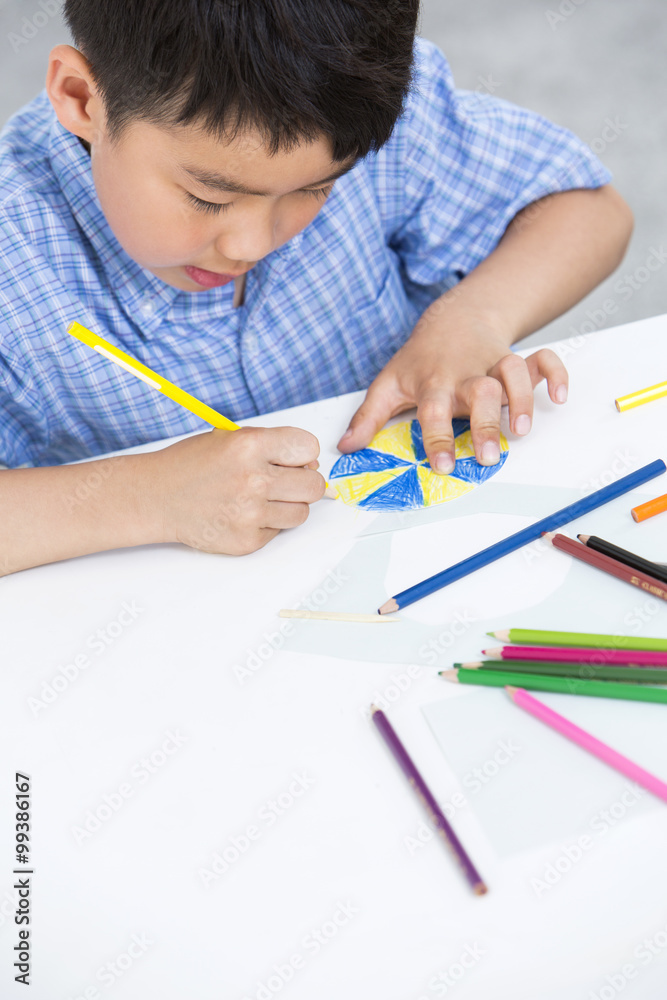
top-left (371, 706), bottom-right (488, 895)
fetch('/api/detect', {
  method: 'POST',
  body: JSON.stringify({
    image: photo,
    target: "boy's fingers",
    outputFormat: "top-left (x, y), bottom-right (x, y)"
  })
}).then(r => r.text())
top-left (416, 389), bottom-right (456, 475)
top-left (466, 376), bottom-right (504, 466)
top-left (260, 426), bottom-right (320, 467)
top-left (337, 380), bottom-right (397, 453)
top-left (265, 501), bottom-right (311, 530)
top-left (525, 348), bottom-right (569, 403)
top-left (266, 468), bottom-right (327, 504)
top-left (489, 354), bottom-right (534, 436)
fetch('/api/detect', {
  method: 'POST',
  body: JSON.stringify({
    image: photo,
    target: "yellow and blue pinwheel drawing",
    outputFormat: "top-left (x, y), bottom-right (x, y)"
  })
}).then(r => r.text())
top-left (329, 419), bottom-right (509, 511)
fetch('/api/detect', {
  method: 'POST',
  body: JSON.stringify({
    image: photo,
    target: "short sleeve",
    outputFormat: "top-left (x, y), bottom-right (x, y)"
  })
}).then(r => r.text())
top-left (384, 40), bottom-right (612, 289)
top-left (0, 310), bottom-right (47, 468)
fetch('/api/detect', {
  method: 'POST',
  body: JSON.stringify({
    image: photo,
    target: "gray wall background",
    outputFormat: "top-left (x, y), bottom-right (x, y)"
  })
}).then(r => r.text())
top-left (1, 0), bottom-right (665, 348)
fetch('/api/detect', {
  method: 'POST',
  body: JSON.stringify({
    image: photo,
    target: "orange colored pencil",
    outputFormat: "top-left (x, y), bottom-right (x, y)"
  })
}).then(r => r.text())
top-left (631, 492), bottom-right (667, 523)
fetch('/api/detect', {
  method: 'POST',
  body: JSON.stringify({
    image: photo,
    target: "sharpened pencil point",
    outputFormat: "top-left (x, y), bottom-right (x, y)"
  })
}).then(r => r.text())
top-left (473, 881), bottom-right (489, 896)
top-left (578, 533), bottom-right (590, 543)
top-left (505, 686), bottom-right (518, 698)
top-left (439, 669), bottom-right (459, 682)
top-left (481, 647), bottom-right (501, 658)
top-left (378, 598), bottom-right (399, 615)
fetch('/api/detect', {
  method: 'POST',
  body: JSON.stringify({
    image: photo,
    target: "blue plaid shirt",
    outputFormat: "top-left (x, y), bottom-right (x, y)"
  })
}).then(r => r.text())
top-left (0, 39), bottom-right (610, 468)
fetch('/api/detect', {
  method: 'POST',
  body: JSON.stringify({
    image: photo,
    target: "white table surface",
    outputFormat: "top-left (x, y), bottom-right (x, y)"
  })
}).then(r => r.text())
top-left (2, 315), bottom-right (667, 1000)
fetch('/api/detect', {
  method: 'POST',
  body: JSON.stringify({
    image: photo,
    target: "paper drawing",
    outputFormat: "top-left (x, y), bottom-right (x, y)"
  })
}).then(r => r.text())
top-left (329, 419), bottom-right (509, 511)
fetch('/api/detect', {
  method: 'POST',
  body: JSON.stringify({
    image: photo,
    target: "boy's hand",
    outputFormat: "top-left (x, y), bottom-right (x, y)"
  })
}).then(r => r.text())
top-left (337, 314), bottom-right (568, 474)
top-left (149, 426), bottom-right (326, 555)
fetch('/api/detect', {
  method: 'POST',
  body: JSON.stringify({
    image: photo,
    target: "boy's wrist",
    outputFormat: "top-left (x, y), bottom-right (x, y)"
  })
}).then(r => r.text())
top-left (128, 451), bottom-right (173, 547)
top-left (415, 293), bottom-right (518, 351)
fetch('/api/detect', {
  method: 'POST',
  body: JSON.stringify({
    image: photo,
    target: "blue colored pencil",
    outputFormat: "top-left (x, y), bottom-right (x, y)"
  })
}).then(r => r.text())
top-left (378, 459), bottom-right (666, 614)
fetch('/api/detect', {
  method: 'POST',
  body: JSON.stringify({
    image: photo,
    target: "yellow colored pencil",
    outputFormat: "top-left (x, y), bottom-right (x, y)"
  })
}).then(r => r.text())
top-left (67, 321), bottom-right (239, 431)
top-left (67, 320), bottom-right (337, 495)
top-left (615, 380), bottom-right (667, 413)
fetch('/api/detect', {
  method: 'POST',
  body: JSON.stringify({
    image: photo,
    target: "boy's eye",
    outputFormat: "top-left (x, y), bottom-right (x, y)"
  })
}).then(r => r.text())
top-left (303, 184), bottom-right (335, 201)
top-left (185, 192), bottom-right (232, 215)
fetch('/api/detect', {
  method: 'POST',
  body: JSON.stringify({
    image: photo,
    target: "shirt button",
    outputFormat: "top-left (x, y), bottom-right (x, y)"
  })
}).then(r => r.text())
top-left (245, 332), bottom-right (258, 356)
top-left (140, 298), bottom-right (155, 318)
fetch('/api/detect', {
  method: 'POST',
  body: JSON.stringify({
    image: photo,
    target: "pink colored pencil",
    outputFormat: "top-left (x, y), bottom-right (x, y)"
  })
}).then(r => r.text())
top-left (483, 645), bottom-right (667, 667)
top-left (506, 687), bottom-right (667, 804)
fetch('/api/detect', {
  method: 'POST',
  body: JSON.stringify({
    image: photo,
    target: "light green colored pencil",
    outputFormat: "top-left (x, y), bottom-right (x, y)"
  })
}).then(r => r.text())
top-left (440, 668), bottom-right (667, 704)
top-left (487, 628), bottom-right (667, 652)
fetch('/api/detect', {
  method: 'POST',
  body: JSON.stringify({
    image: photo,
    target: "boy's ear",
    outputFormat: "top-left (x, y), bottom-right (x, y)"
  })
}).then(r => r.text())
top-left (46, 44), bottom-right (107, 145)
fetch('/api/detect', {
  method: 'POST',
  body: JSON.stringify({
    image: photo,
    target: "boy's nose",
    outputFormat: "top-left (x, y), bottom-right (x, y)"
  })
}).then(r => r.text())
top-left (215, 214), bottom-right (277, 265)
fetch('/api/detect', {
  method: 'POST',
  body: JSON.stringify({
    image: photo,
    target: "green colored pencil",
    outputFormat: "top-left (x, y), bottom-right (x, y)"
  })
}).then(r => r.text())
top-left (456, 661), bottom-right (667, 683)
top-left (487, 628), bottom-right (667, 652)
top-left (440, 668), bottom-right (667, 704)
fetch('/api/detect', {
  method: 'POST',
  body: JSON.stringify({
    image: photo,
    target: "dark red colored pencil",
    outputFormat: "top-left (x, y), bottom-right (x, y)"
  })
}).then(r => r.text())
top-left (546, 532), bottom-right (667, 603)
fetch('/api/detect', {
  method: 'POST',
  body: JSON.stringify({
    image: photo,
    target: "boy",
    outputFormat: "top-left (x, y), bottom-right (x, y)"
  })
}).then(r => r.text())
top-left (0, 0), bottom-right (632, 575)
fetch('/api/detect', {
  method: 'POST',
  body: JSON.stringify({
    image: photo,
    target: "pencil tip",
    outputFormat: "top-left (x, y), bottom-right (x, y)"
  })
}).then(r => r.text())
top-left (439, 669), bottom-right (459, 682)
top-left (505, 686), bottom-right (518, 698)
top-left (486, 631), bottom-right (496, 638)
top-left (481, 647), bottom-right (501, 657)
top-left (379, 598), bottom-right (399, 615)
top-left (324, 485), bottom-right (339, 500)
top-left (473, 881), bottom-right (489, 896)
top-left (578, 533), bottom-right (589, 543)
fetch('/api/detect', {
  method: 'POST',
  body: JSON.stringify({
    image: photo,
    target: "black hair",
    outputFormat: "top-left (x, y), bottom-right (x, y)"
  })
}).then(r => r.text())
top-left (63, 0), bottom-right (420, 160)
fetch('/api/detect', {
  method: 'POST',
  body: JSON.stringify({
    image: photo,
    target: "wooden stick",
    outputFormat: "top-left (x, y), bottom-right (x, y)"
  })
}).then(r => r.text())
top-left (279, 610), bottom-right (400, 623)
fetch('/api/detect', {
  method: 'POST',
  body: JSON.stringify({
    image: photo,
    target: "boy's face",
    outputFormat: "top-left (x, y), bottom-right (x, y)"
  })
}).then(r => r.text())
top-left (88, 120), bottom-right (354, 292)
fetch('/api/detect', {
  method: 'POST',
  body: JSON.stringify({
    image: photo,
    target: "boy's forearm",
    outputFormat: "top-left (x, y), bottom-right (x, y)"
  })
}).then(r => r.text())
top-left (432, 185), bottom-right (634, 343)
top-left (0, 453), bottom-right (165, 576)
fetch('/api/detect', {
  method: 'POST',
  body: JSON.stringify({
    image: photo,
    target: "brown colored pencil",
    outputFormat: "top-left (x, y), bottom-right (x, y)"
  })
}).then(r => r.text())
top-left (546, 532), bottom-right (667, 603)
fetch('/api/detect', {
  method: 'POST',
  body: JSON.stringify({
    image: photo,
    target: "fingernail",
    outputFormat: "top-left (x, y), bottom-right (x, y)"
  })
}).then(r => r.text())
top-left (481, 442), bottom-right (500, 465)
top-left (340, 428), bottom-right (353, 442)
top-left (433, 453), bottom-right (455, 475)
top-left (556, 384), bottom-right (568, 403)
top-left (515, 414), bottom-right (531, 436)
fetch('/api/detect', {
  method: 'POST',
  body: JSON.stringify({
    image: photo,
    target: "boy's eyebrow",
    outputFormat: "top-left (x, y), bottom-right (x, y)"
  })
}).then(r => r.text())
top-left (181, 161), bottom-right (356, 196)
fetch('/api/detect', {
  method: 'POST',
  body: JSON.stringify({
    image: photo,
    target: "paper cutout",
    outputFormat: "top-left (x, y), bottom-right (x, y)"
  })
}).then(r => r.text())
top-left (329, 419), bottom-right (509, 511)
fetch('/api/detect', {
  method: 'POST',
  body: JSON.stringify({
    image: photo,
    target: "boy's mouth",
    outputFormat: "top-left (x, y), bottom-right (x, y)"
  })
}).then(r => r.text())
top-left (184, 265), bottom-right (240, 288)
